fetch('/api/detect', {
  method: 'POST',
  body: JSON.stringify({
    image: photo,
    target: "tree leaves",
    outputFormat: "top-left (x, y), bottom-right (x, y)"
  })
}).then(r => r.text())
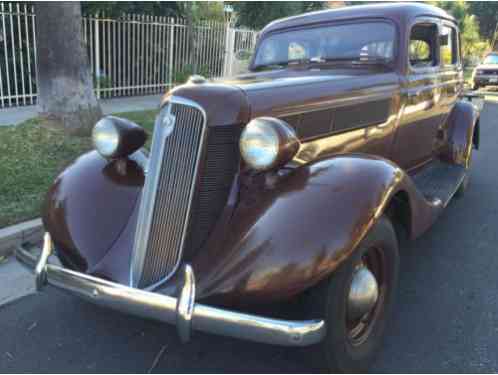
top-left (228, 2), bottom-right (326, 29)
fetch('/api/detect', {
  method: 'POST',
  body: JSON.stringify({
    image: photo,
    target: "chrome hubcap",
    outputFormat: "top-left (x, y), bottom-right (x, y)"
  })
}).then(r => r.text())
top-left (347, 265), bottom-right (379, 320)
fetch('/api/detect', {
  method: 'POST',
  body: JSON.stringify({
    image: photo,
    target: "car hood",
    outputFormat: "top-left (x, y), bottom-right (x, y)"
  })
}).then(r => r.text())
top-left (228, 68), bottom-right (400, 119)
top-left (223, 69), bottom-right (356, 91)
top-left (167, 68), bottom-right (400, 125)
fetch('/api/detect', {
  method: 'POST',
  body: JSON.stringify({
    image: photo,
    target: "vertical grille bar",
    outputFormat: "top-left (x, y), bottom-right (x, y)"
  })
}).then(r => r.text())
top-left (131, 97), bottom-right (207, 289)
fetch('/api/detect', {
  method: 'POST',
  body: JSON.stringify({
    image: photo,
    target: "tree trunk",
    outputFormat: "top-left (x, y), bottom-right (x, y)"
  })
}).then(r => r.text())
top-left (35, 2), bottom-right (102, 136)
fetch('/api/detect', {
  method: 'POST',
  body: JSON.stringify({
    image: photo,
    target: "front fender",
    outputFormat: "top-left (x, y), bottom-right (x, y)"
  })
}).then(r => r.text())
top-left (43, 151), bottom-right (144, 272)
top-left (193, 154), bottom-right (440, 304)
top-left (442, 100), bottom-right (480, 168)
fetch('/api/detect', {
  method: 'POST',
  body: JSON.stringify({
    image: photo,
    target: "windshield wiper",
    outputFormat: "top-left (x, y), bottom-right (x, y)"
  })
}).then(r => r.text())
top-left (252, 62), bottom-right (288, 71)
top-left (288, 56), bottom-right (330, 65)
top-left (253, 56), bottom-right (392, 71)
top-left (255, 57), bottom-right (324, 70)
top-left (291, 56), bottom-right (393, 69)
top-left (322, 56), bottom-right (393, 68)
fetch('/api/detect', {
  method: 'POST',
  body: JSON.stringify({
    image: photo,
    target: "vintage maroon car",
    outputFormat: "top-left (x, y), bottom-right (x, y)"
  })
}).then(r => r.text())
top-left (18, 3), bottom-right (481, 372)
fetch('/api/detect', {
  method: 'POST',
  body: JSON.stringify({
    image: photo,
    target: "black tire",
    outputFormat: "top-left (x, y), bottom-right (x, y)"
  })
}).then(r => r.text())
top-left (306, 215), bottom-right (399, 373)
top-left (473, 83), bottom-right (480, 91)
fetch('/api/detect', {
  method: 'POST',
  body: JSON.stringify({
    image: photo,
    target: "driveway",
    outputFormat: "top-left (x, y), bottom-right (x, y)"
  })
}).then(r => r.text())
top-left (0, 101), bottom-right (497, 373)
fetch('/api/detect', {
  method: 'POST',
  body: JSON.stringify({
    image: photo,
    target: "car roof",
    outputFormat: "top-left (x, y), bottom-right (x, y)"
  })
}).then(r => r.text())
top-left (260, 3), bottom-right (455, 36)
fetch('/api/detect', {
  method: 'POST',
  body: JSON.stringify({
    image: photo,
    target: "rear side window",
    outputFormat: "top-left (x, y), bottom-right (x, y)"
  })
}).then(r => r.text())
top-left (409, 23), bottom-right (438, 68)
top-left (440, 25), bottom-right (458, 66)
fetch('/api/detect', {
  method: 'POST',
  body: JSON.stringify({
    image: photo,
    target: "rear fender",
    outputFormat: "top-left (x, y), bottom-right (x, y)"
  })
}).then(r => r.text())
top-left (193, 154), bottom-right (441, 303)
top-left (442, 100), bottom-right (480, 168)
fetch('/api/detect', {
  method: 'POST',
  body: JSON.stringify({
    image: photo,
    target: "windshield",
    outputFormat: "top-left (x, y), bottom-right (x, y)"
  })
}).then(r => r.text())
top-left (253, 22), bottom-right (396, 70)
top-left (483, 55), bottom-right (498, 64)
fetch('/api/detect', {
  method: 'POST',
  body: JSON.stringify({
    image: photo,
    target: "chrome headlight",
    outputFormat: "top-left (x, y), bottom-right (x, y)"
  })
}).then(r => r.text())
top-left (93, 118), bottom-right (120, 157)
top-left (239, 117), bottom-right (300, 171)
top-left (92, 116), bottom-right (147, 159)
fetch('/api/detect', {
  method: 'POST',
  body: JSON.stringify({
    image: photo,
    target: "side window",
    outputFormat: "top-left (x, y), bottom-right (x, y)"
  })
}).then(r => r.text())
top-left (409, 23), bottom-right (438, 68)
top-left (440, 25), bottom-right (458, 66)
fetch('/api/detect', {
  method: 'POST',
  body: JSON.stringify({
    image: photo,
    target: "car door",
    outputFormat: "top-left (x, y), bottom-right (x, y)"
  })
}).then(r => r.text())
top-left (393, 18), bottom-right (444, 171)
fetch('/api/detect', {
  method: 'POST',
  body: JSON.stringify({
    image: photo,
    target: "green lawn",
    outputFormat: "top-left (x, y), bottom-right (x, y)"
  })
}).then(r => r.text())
top-left (0, 109), bottom-right (157, 228)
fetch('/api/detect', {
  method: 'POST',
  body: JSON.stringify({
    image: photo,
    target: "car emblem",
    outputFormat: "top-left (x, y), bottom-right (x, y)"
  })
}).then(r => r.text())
top-left (162, 112), bottom-right (176, 137)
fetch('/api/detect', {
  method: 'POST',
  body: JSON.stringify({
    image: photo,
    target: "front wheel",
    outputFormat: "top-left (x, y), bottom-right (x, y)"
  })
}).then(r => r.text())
top-left (306, 215), bottom-right (399, 373)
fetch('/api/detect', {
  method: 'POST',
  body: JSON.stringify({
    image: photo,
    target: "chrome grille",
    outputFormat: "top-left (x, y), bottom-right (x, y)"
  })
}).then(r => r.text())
top-left (131, 97), bottom-right (206, 289)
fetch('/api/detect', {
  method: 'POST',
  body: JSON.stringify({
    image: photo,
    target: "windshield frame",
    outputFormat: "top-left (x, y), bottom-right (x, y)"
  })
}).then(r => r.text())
top-left (249, 18), bottom-right (399, 72)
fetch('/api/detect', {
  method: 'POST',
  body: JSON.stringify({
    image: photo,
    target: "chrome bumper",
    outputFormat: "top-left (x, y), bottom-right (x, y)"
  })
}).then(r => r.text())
top-left (474, 74), bottom-right (498, 80)
top-left (16, 233), bottom-right (325, 347)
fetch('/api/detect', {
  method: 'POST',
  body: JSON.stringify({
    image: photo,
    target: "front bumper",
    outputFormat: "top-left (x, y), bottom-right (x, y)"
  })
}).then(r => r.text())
top-left (16, 233), bottom-right (325, 347)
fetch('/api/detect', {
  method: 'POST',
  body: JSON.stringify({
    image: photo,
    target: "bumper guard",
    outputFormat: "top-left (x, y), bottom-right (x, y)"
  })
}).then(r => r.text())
top-left (16, 233), bottom-right (325, 347)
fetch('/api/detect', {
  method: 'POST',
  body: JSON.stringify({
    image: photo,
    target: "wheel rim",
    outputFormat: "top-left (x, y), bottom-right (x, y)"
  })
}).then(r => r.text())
top-left (345, 246), bottom-right (387, 346)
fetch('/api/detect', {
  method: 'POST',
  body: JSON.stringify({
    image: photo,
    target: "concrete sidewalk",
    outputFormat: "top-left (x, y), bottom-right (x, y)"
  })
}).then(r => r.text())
top-left (0, 94), bottom-right (162, 126)
top-left (0, 256), bottom-right (34, 306)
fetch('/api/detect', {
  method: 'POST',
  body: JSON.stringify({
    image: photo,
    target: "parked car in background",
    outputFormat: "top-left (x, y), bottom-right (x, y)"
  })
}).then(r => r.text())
top-left (17, 3), bottom-right (481, 373)
top-left (472, 52), bottom-right (498, 90)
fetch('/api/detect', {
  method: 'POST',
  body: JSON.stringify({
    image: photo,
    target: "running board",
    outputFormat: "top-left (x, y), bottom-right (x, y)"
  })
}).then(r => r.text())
top-left (412, 160), bottom-right (467, 207)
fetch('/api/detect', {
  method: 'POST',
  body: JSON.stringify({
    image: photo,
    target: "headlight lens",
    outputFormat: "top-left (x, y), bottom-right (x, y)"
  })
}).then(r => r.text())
top-left (240, 117), bottom-right (299, 171)
top-left (92, 116), bottom-right (147, 159)
top-left (93, 118), bottom-right (120, 158)
top-left (240, 120), bottom-right (279, 171)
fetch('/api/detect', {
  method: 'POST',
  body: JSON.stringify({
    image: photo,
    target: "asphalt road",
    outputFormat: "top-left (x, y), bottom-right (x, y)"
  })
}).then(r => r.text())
top-left (1, 101), bottom-right (498, 373)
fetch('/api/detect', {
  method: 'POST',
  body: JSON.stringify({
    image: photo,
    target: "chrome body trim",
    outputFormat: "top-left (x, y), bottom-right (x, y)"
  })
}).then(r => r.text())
top-left (130, 96), bottom-right (208, 289)
top-left (16, 235), bottom-right (326, 347)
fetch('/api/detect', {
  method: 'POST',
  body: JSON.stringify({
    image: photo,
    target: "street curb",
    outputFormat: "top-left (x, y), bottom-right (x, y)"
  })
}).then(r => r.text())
top-left (0, 218), bottom-right (43, 258)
